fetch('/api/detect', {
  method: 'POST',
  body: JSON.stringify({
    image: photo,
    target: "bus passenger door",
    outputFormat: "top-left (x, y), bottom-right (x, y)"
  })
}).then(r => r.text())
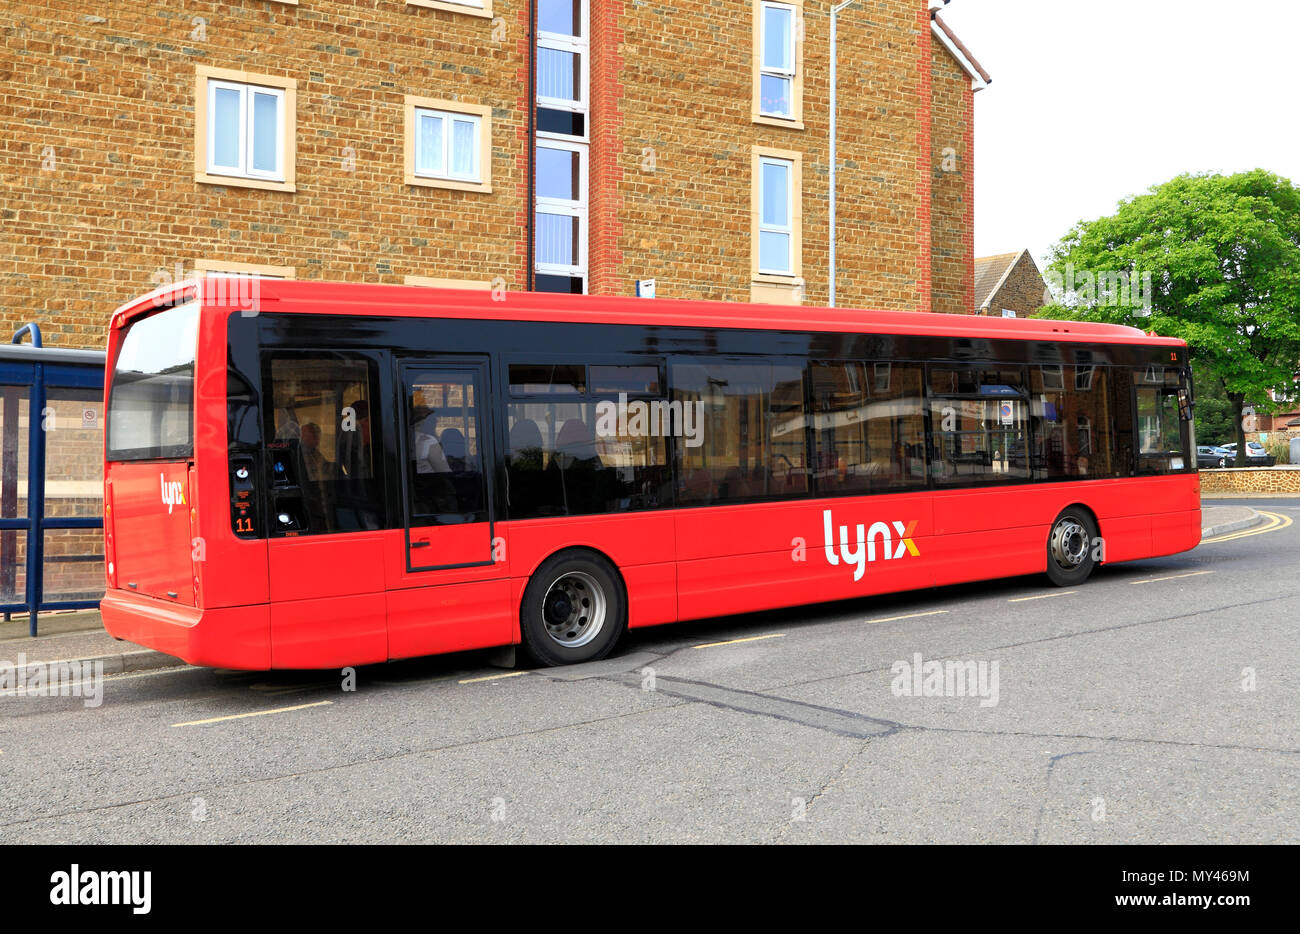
top-left (386, 359), bottom-right (512, 659)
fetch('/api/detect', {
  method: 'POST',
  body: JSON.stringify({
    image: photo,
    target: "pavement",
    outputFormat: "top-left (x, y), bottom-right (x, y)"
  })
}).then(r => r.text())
top-left (0, 501), bottom-right (1268, 680)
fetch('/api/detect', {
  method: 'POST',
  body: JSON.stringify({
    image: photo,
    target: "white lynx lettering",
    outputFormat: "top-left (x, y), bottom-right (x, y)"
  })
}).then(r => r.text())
top-left (821, 509), bottom-right (919, 581)
top-left (159, 473), bottom-right (185, 514)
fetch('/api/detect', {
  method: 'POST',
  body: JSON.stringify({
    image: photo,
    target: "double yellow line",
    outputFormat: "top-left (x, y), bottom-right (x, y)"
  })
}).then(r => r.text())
top-left (1201, 510), bottom-right (1292, 545)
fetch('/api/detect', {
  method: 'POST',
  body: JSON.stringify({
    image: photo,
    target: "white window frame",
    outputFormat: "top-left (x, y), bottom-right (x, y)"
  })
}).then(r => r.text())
top-left (530, 139), bottom-right (587, 279)
top-left (758, 1), bottom-right (796, 119)
top-left (535, 136), bottom-right (588, 210)
top-left (757, 155), bottom-right (794, 276)
top-left (413, 108), bottom-right (483, 184)
top-left (403, 97), bottom-right (493, 193)
top-left (206, 80), bottom-right (286, 182)
top-left (537, 1), bottom-right (590, 115)
top-left (535, 136), bottom-right (587, 280)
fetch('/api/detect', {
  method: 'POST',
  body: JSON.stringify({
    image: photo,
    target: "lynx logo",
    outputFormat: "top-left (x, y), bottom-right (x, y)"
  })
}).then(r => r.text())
top-left (49, 865), bottom-right (151, 914)
top-left (822, 509), bottom-right (919, 581)
top-left (160, 473), bottom-right (185, 514)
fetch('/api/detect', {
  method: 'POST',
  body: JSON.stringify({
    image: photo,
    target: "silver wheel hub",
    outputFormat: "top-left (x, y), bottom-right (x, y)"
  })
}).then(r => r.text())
top-left (1051, 519), bottom-right (1089, 569)
top-left (541, 571), bottom-right (607, 648)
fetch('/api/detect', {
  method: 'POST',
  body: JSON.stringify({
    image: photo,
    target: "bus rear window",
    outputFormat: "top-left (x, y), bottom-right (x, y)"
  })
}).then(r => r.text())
top-left (107, 303), bottom-right (199, 461)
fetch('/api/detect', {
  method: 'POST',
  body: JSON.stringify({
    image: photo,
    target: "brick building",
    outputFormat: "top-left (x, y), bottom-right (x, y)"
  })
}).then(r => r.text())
top-left (973, 248), bottom-right (1050, 317)
top-left (1, 0), bottom-right (989, 350)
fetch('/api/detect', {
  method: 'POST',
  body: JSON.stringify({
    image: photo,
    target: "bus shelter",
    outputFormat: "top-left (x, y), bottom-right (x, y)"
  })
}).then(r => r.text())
top-left (0, 324), bottom-right (106, 635)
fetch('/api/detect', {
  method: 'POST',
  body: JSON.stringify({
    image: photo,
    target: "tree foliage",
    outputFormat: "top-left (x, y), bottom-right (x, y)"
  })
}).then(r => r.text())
top-left (1035, 170), bottom-right (1300, 465)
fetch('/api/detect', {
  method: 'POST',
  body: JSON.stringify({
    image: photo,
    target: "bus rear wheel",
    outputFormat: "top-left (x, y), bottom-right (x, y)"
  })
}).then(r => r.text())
top-left (520, 551), bottom-right (626, 666)
top-left (1046, 509), bottom-right (1098, 587)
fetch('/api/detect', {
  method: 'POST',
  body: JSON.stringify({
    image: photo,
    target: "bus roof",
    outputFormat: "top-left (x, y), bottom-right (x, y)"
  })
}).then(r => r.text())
top-left (111, 278), bottom-right (1180, 348)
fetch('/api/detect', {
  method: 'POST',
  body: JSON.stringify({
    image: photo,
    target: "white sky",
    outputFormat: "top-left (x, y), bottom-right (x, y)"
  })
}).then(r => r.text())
top-left (937, 0), bottom-right (1300, 268)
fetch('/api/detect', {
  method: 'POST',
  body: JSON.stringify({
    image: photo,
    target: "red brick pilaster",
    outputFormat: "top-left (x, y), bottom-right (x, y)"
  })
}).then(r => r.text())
top-left (914, 4), bottom-right (933, 313)
top-left (588, 0), bottom-right (625, 295)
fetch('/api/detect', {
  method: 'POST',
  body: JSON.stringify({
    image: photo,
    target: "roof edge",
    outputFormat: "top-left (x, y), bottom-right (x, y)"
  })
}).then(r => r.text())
top-left (980, 248), bottom-right (1029, 310)
top-left (932, 13), bottom-right (992, 90)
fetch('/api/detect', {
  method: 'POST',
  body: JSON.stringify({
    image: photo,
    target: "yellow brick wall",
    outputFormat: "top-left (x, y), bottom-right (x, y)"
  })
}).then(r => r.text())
top-left (1, 0), bottom-right (529, 348)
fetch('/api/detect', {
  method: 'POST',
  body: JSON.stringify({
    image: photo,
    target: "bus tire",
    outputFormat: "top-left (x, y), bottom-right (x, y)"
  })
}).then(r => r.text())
top-left (1045, 508), bottom-right (1098, 587)
top-left (520, 550), bottom-right (626, 666)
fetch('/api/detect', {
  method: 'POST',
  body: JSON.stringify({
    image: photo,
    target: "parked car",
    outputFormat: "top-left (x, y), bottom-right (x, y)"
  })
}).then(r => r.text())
top-left (1218, 442), bottom-right (1276, 466)
top-left (1196, 445), bottom-right (1229, 469)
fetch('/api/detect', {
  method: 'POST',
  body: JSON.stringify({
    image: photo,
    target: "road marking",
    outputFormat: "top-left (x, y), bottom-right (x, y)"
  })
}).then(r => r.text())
top-left (864, 609), bottom-right (949, 624)
top-left (694, 633), bottom-right (786, 649)
top-left (172, 700), bottom-right (332, 728)
top-left (1008, 590), bottom-right (1078, 602)
top-left (458, 670), bottom-right (528, 684)
top-left (1201, 510), bottom-right (1292, 544)
top-left (1130, 570), bottom-right (1215, 585)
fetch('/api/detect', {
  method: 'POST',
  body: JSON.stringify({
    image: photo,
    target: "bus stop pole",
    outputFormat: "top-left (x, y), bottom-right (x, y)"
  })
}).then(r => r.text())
top-left (25, 359), bottom-right (46, 636)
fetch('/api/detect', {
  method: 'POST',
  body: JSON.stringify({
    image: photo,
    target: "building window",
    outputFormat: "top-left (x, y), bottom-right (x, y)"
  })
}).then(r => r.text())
top-left (404, 97), bottom-right (493, 192)
top-left (537, 0), bottom-right (589, 114)
top-left (535, 139), bottom-right (587, 289)
top-left (535, 0), bottom-right (589, 294)
top-left (758, 158), bottom-right (793, 274)
top-left (406, 0), bottom-right (493, 17)
top-left (753, 0), bottom-right (803, 128)
top-left (195, 67), bottom-right (296, 192)
top-left (752, 147), bottom-right (801, 283)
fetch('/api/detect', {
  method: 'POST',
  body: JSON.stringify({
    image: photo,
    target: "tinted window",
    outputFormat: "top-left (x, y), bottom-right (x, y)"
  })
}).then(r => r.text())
top-left (509, 363), bottom-right (586, 395)
top-left (1135, 367), bottom-right (1190, 473)
top-left (265, 354), bottom-right (385, 535)
top-left (811, 362), bottom-right (926, 494)
top-left (1030, 365), bottom-right (1115, 479)
top-left (928, 364), bottom-right (1031, 484)
top-left (672, 360), bottom-right (809, 504)
top-left (506, 368), bottom-right (671, 519)
top-left (407, 369), bottom-right (487, 522)
top-left (107, 303), bottom-right (199, 461)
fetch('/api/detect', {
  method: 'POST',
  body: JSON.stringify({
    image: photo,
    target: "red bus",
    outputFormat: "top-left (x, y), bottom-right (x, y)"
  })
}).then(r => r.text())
top-left (100, 278), bottom-right (1200, 669)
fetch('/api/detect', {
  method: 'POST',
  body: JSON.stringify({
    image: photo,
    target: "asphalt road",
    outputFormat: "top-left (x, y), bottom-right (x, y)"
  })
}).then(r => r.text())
top-left (2, 498), bottom-right (1296, 844)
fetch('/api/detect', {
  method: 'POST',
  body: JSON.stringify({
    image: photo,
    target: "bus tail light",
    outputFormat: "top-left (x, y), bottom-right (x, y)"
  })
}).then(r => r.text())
top-left (104, 481), bottom-right (117, 589)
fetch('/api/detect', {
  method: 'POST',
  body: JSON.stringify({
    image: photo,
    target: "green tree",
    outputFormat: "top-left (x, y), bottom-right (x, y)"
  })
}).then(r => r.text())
top-left (1036, 170), bottom-right (1300, 466)
top-left (1189, 359), bottom-right (1235, 447)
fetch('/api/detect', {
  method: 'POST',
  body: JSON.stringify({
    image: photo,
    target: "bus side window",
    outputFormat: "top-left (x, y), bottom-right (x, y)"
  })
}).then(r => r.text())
top-left (505, 362), bottom-right (671, 519)
top-left (670, 360), bottom-right (810, 505)
top-left (810, 361), bottom-right (926, 495)
top-left (1030, 365), bottom-right (1114, 479)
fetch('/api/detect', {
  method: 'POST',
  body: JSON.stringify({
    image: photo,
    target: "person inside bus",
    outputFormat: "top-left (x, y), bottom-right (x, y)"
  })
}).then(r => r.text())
top-left (438, 426), bottom-right (469, 473)
top-left (299, 421), bottom-right (333, 531)
top-left (411, 410), bottom-right (458, 516)
top-left (334, 398), bottom-right (381, 530)
top-left (550, 417), bottom-right (610, 514)
top-left (300, 422), bottom-right (330, 482)
top-left (507, 417), bottom-right (559, 517)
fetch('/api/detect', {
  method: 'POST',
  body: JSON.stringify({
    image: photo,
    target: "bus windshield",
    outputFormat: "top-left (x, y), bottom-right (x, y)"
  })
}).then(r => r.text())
top-left (106, 302), bottom-right (199, 461)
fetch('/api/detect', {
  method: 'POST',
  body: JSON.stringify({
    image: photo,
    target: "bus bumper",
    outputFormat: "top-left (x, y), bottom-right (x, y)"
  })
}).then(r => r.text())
top-left (100, 590), bottom-right (271, 670)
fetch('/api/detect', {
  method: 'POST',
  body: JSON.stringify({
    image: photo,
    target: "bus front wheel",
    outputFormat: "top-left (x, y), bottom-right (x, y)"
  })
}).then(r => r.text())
top-left (520, 551), bottom-right (626, 666)
top-left (1045, 509), bottom-right (1098, 587)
